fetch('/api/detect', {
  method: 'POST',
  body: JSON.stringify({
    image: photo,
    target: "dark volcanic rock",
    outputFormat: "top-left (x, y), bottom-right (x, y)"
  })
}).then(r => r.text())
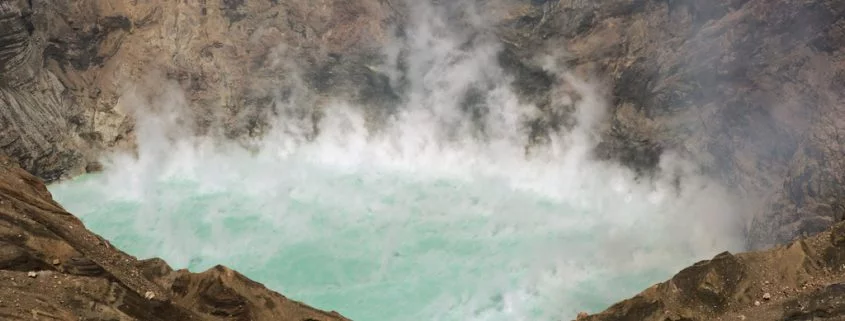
top-left (670, 251), bottom-right (746, 313)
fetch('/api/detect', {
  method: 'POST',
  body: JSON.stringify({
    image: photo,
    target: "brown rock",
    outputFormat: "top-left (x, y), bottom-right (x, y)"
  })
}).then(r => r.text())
top-left (581, 221), bottom-right (845, 321)
top-left (670, 251), bottom-right (745, 312)
top-left (0, 155), bottom-right (349, 320)
top-left (0, 0), bottom-right (402, 183)
top-left (85, 161), bottom-right (103, 173)
top-left (831, 222), bottom-right (845, 246)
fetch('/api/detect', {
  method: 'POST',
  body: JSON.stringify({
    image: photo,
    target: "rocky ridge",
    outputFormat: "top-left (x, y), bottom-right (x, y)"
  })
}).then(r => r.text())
top-left (578, 220), bottom-right (845, 321)
top-left (0, 155), bottom-right (350, 320)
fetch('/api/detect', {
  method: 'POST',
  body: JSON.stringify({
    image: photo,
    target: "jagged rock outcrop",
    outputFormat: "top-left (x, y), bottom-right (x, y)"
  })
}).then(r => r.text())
top-left (578, 220), bottom-right (845, 321)
top-left (0, 155), bottom-right (349, 320)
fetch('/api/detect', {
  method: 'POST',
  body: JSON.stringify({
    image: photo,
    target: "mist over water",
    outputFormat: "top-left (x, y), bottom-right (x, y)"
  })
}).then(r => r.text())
top-left (50, 2), bottom-right (746, 320)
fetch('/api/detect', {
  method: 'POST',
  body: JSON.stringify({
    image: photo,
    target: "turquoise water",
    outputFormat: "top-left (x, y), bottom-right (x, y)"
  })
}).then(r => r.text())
top-left (48, 5), bottom-right (745, 316)
top-left (49, 146), bottom-right (743, 321)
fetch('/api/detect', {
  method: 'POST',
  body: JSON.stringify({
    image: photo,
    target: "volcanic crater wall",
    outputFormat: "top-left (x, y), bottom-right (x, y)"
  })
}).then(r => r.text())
top-left (1, 0), bottom-right (845, 248)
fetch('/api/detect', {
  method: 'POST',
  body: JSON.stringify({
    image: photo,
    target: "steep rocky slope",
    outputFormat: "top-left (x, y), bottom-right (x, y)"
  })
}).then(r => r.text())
top-left (0, 155), bottom-right (349, 320)
top-left (493, 0), bottom-right (845, 248)
top-left (578, 221), bottom-right (845, 321)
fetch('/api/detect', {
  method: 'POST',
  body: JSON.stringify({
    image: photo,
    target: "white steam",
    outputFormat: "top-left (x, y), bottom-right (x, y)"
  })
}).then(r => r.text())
top-left (52, 1), bottom-right (747, 320)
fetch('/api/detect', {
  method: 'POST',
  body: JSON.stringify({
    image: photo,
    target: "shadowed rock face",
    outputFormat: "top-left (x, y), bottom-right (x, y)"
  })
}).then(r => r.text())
top-left (0, 155), bottom-right (350, 320)
top-left (0, 0), bottom-right (39, 86)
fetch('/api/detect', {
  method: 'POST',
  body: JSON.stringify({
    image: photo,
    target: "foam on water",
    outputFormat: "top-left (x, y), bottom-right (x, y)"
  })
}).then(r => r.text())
top-left (49, 2), bottom-right (747, 320)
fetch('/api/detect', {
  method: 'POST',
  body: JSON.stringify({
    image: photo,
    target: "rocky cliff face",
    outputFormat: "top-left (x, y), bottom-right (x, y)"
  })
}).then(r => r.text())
top-left (0, 155), bottom-right (349, 320)
top-left (0, 0), bottom-right (844, 282)
top-left (1, 0), bottom-right (403, 181)
top-left (493, 0), bottom-right (845, 249)
top-left (1, 0), bottom-right (85, 182)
